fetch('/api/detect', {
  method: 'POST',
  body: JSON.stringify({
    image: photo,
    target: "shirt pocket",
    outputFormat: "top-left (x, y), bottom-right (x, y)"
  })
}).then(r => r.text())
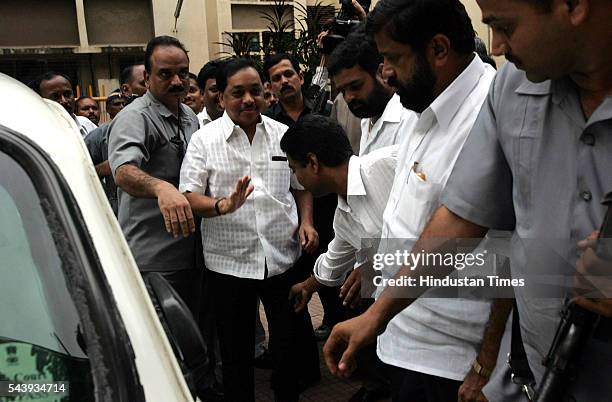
top-left (267, 160), bottom-right (291, 198)
top-left (395, 172), bottom-right (443, 236)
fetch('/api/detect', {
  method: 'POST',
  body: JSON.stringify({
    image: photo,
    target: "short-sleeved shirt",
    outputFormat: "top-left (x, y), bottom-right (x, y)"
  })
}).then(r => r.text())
top-left (441, 62), bottom-right (612, 398)
top-left (108, 91), bottom-right (200, 272)
top-left (179, 112), bottom-right (302, 279)
top-left (84, 122), bottom-right (117, 215)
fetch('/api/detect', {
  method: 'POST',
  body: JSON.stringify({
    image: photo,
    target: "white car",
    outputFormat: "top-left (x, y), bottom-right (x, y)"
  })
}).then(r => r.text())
top-left (0, 72), bottom-right (204, 401)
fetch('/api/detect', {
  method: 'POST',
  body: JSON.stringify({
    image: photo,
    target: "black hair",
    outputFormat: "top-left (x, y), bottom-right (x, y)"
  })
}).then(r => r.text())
top-left (188, 72), bottom-right (198, 81)
top-left (216, 58), bottom-right (264, 93)
top-left (75, 96), bottom-right (97, 108)
top-left (263, 53), bottom-right (301, 81)
top-left (197, 59), bottom-right (223, 90)
top-left (27, 71), bottom-right (71, 94)
top-left (280, 114), bottom-right (353, 167)
top-left (120, 64), bottom-right (144, 85)
top-left (327, 23), bottom-right (382, 78)
top-left (366, 0), bottom-right (475, 55)
top-left (144, 35), bottom-right (189, 73)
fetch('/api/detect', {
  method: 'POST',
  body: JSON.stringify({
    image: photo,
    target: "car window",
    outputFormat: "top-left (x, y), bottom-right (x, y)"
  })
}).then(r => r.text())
top-left (0, 150), bottom-right (94, 399)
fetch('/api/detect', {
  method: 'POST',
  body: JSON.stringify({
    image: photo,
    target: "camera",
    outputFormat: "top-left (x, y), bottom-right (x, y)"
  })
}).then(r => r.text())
top-left (321, 0), bottom-right (371, 54)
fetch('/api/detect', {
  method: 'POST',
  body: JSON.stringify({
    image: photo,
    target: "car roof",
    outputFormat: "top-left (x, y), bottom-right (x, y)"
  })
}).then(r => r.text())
top-left (0, 72), bottom-right (192, 401)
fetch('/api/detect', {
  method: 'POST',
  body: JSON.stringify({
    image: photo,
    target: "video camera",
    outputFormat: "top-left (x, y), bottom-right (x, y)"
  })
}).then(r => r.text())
top-left (321, 0), bottom-right (371, 54)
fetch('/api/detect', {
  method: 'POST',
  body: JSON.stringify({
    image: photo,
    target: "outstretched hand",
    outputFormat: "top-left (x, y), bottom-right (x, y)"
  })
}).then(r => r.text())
top-left (219, 176), bottom-right (254, 215)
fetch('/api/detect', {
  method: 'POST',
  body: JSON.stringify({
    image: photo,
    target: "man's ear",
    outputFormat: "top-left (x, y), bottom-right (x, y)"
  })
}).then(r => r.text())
top-left (143, 70), bottom-right (150, 87)
top-left (563, 0), bottom-right (589, 26)
top-left (427, 34), bottom-right (451, 67)
top-left (219, 92), bottom-right (225, 110)
top-left (306, 152), bottom-right (319, 173)
top-left (299, 70), bottom-right (305, 86)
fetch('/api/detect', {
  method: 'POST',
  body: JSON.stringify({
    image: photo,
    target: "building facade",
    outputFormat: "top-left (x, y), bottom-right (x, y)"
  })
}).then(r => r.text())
top-left (0, 0), bottom-right (494, 97)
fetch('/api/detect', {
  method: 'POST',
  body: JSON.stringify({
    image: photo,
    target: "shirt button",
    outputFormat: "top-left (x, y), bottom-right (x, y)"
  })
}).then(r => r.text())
top-left (582, 133), bottom-right (595, 146)
top-left (581, 191), bottom-right (592, 202)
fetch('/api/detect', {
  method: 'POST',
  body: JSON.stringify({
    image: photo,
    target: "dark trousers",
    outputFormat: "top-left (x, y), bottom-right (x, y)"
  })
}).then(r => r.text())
top-left (208, 266), bottom-right (316, 402)
top-left (388, 365), bottom-right (462, 402)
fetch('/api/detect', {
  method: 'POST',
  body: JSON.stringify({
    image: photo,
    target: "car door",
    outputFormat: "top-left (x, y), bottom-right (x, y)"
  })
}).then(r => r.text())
top-left (0, 125), bottom-right (145, 402)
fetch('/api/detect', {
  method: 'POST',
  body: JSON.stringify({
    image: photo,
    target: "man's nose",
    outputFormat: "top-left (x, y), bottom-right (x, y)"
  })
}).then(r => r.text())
top-left (490, 33), bottom-right (508, 57)
top-left (381, 63), bottom-right (395, 83)
top-left (171, 74), bottom-right (184, 87)
top-left (344, 90), bottom-right (355, 104)
top-left (243, 92), bottom-right (254, 104)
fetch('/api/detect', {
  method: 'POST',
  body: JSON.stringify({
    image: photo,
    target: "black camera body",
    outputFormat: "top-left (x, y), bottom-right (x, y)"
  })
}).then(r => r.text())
top-left (321, 0), bottom-right (371, 54)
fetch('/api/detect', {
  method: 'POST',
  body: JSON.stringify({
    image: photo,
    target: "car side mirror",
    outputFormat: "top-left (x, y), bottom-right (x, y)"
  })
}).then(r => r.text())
top-left (144, 272), bottom-right (209, 400)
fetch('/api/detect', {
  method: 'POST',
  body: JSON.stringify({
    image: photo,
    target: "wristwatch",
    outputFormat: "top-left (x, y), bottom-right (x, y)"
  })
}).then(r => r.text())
top-left (214, 197), bottom-right (226, 216)
top-left (472, 359), bottom-right (492, 378)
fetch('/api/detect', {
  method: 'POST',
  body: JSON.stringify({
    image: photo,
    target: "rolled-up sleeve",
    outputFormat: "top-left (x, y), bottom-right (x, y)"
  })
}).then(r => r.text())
top-left (108, 111), bottom-right (150, 177)
top-left (440, 75), bottom-right (516, 230)
top-left (179, 132), bottom-right (209, 194)
top-left (313, 235), bottom-right (358, 287)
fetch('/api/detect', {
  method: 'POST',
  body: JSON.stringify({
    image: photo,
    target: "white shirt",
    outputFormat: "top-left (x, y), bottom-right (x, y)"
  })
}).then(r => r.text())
top-left (75, 115), bottom-right (97, 138)
top-left (197, 108), bottom-right (213, 127)
top-left (359, 94), bottom-right (417, 156)
top-left (313, 146), bottom-right (398, 287)
top-left (376, 56), bottom-right (497, 381)
top-left (179, 112), bottom-right (302, 279)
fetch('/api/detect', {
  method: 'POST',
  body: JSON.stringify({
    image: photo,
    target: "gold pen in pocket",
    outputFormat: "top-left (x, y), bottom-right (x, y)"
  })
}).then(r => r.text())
top-left (412, 161), bottom-right (427, 181)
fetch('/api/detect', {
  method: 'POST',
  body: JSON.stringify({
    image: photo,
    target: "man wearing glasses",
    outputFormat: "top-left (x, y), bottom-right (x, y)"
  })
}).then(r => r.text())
top-left (108, 35), bottom-right (202, 314)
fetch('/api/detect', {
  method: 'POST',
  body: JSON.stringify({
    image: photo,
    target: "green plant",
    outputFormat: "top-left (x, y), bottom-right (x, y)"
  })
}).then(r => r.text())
top-left (217, 0), bottom-right (328, 85)
top-left (215, 32), bottom-right (260, 60)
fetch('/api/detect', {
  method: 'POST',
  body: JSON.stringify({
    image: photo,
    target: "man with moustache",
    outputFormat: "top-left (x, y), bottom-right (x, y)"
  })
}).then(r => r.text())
top-left (196, 59), bottom-right (224, 127)
top-left (264, 53), bottom-right (312, 126)
top-left (75, 96), bottom-right (100, 126)
top-left (326, 0), bottom-right (612, 400)
top-left (108, 36), bottom-right (201, 312)
top-left (322, 1), bottom-right (503, 401)
top-left (180, 58), bottom-right (318, 402)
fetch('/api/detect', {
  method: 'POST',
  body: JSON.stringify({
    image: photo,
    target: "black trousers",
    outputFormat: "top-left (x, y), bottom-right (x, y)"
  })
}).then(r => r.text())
top-left (208, 266), bottom-right (317, 402)
top-left (388, 365), bottom-right (462, 402)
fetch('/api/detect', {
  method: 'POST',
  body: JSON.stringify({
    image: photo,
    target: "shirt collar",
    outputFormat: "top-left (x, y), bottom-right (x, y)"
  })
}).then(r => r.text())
top-left (272, 96), bottom-right (313, 118)
top-left (145, 90), bottom-right (178, 118)
top-left (378, 94), bottom-right (403, 124)
top-left (220, 110), bottom-right (267, 141)
top-left (428, 54), bottom-right (487, 131)
top-left (199, 108), bottom-right (212, 123)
